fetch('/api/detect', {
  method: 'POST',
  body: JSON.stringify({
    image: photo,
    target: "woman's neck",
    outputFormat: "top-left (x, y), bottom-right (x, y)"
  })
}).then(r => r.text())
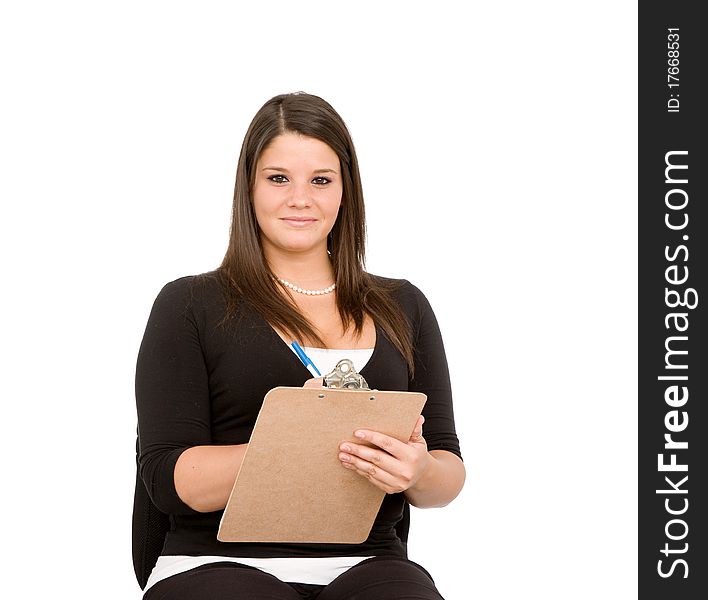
top-left (264, 246), bottom-right (335, 288)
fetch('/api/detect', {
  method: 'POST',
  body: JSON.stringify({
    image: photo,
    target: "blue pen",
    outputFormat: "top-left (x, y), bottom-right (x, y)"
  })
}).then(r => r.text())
top-left (291, 341), bottom-right (322, 378)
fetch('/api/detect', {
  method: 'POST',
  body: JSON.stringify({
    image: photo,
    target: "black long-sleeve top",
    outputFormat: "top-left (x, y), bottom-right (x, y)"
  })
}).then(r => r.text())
top-left (135, 272), bottom-right (461, 559)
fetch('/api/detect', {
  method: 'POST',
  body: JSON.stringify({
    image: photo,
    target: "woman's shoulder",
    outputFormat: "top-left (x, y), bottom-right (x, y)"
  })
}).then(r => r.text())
top-left (151, 270), bottom-right (224, 311)
top-left (365, 273), bottom-right (432, 313)
top-left (366, 272), bottom-right (424, 293)
top-left (155, 269), bottom-right (219, 294)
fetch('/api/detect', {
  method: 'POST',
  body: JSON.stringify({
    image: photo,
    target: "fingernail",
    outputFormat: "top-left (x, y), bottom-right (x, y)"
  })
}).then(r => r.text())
top-left (340, 444), bottom-right (351, 453)
top-left (339, 453), bottom-right (351, 462)
top-left (355, 431), bottom-right (366, 439)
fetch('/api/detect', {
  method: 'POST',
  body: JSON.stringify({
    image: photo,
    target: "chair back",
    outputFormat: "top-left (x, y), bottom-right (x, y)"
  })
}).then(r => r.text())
top-left (132, 437), bottom-right (169, 590)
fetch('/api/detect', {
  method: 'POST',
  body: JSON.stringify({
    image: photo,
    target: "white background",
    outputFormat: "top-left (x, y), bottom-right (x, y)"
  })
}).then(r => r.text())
top-left (1, 2), bottom-right (637, 598)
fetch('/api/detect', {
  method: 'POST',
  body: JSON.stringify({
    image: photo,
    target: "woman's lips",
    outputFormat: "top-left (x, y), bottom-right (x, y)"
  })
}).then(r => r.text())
top-left (281, 217), bottom-right (317, 227)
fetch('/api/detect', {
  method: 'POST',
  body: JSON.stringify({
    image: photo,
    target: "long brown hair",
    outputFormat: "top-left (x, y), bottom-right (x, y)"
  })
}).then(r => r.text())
top-left (215, 92), bottom-right (414, 373)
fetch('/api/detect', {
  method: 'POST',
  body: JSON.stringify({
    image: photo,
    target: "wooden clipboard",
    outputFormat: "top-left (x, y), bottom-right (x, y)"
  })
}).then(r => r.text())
top-left (217, 386), bottom-right (426, 544)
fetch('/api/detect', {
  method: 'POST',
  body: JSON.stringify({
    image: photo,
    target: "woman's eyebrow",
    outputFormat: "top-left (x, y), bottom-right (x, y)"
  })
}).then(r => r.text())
top-left (261, 166), bottom-right (338, 174)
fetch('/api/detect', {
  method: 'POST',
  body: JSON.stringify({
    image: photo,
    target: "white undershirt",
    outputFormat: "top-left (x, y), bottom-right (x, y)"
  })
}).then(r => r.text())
top-left (145, 347), bottom-right (375, 591)
top-left (300, 346), bottom-right (374, 379)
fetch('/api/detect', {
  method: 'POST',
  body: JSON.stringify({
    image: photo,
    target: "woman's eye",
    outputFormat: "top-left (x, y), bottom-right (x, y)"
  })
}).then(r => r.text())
top-left (267, 174), bottom-right (330, 185)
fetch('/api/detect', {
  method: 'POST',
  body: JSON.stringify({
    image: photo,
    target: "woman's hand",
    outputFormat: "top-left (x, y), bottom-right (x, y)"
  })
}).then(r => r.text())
top-left (303, 377), bottom-right (324, 388)
top-left (337, 415), bottom-right (432, 495)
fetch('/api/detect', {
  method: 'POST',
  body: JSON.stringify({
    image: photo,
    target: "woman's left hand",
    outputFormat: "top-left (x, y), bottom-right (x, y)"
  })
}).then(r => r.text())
top-left (338, 415), bottom-right (431, 494)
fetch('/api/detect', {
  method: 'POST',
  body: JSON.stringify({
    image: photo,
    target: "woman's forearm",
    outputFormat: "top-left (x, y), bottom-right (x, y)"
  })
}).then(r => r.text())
top-left (174, 445), bottom-right (464, 512)
top-left (174, 444), bottom-right (248, 513)
top-left (404, 450), bottom-right (466, 508)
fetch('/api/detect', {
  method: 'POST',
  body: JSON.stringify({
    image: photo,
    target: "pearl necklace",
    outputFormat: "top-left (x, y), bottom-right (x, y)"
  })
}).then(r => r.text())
top-left (274, 277), bottom-right (336, 296)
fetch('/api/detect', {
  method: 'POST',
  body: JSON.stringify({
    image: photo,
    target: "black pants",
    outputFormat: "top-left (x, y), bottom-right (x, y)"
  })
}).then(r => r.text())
top-left (143, 556), bottom-right (445, 600)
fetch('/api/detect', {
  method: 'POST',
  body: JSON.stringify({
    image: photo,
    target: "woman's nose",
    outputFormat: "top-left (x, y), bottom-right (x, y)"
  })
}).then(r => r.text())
top-left (286, 180), bottom-right (312, 208)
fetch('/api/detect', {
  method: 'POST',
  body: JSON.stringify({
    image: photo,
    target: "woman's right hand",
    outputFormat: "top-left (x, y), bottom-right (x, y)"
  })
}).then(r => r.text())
top-left (303, 377), bottom-right (325, 388)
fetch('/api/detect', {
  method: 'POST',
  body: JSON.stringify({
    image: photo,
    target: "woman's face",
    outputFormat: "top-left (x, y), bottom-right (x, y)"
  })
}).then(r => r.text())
top-left (252, 132), bottom-right (342, 259)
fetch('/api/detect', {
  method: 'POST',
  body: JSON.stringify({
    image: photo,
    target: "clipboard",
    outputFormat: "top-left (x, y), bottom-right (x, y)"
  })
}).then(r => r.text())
top-left (217, 386), bottom-right (426, 544)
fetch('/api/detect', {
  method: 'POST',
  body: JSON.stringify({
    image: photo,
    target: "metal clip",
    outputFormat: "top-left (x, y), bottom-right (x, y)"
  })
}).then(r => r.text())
top-left (323, 358), bottom-right (370, 390)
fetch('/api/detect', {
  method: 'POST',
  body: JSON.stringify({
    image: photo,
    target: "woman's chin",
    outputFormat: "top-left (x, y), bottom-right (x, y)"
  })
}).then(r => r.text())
top-left (266, 239), bottom-right (328, 256)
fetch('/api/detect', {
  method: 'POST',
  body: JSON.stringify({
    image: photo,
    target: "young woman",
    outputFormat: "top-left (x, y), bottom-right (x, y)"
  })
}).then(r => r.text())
top-left (135, 92), bottom-right (465, 599)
